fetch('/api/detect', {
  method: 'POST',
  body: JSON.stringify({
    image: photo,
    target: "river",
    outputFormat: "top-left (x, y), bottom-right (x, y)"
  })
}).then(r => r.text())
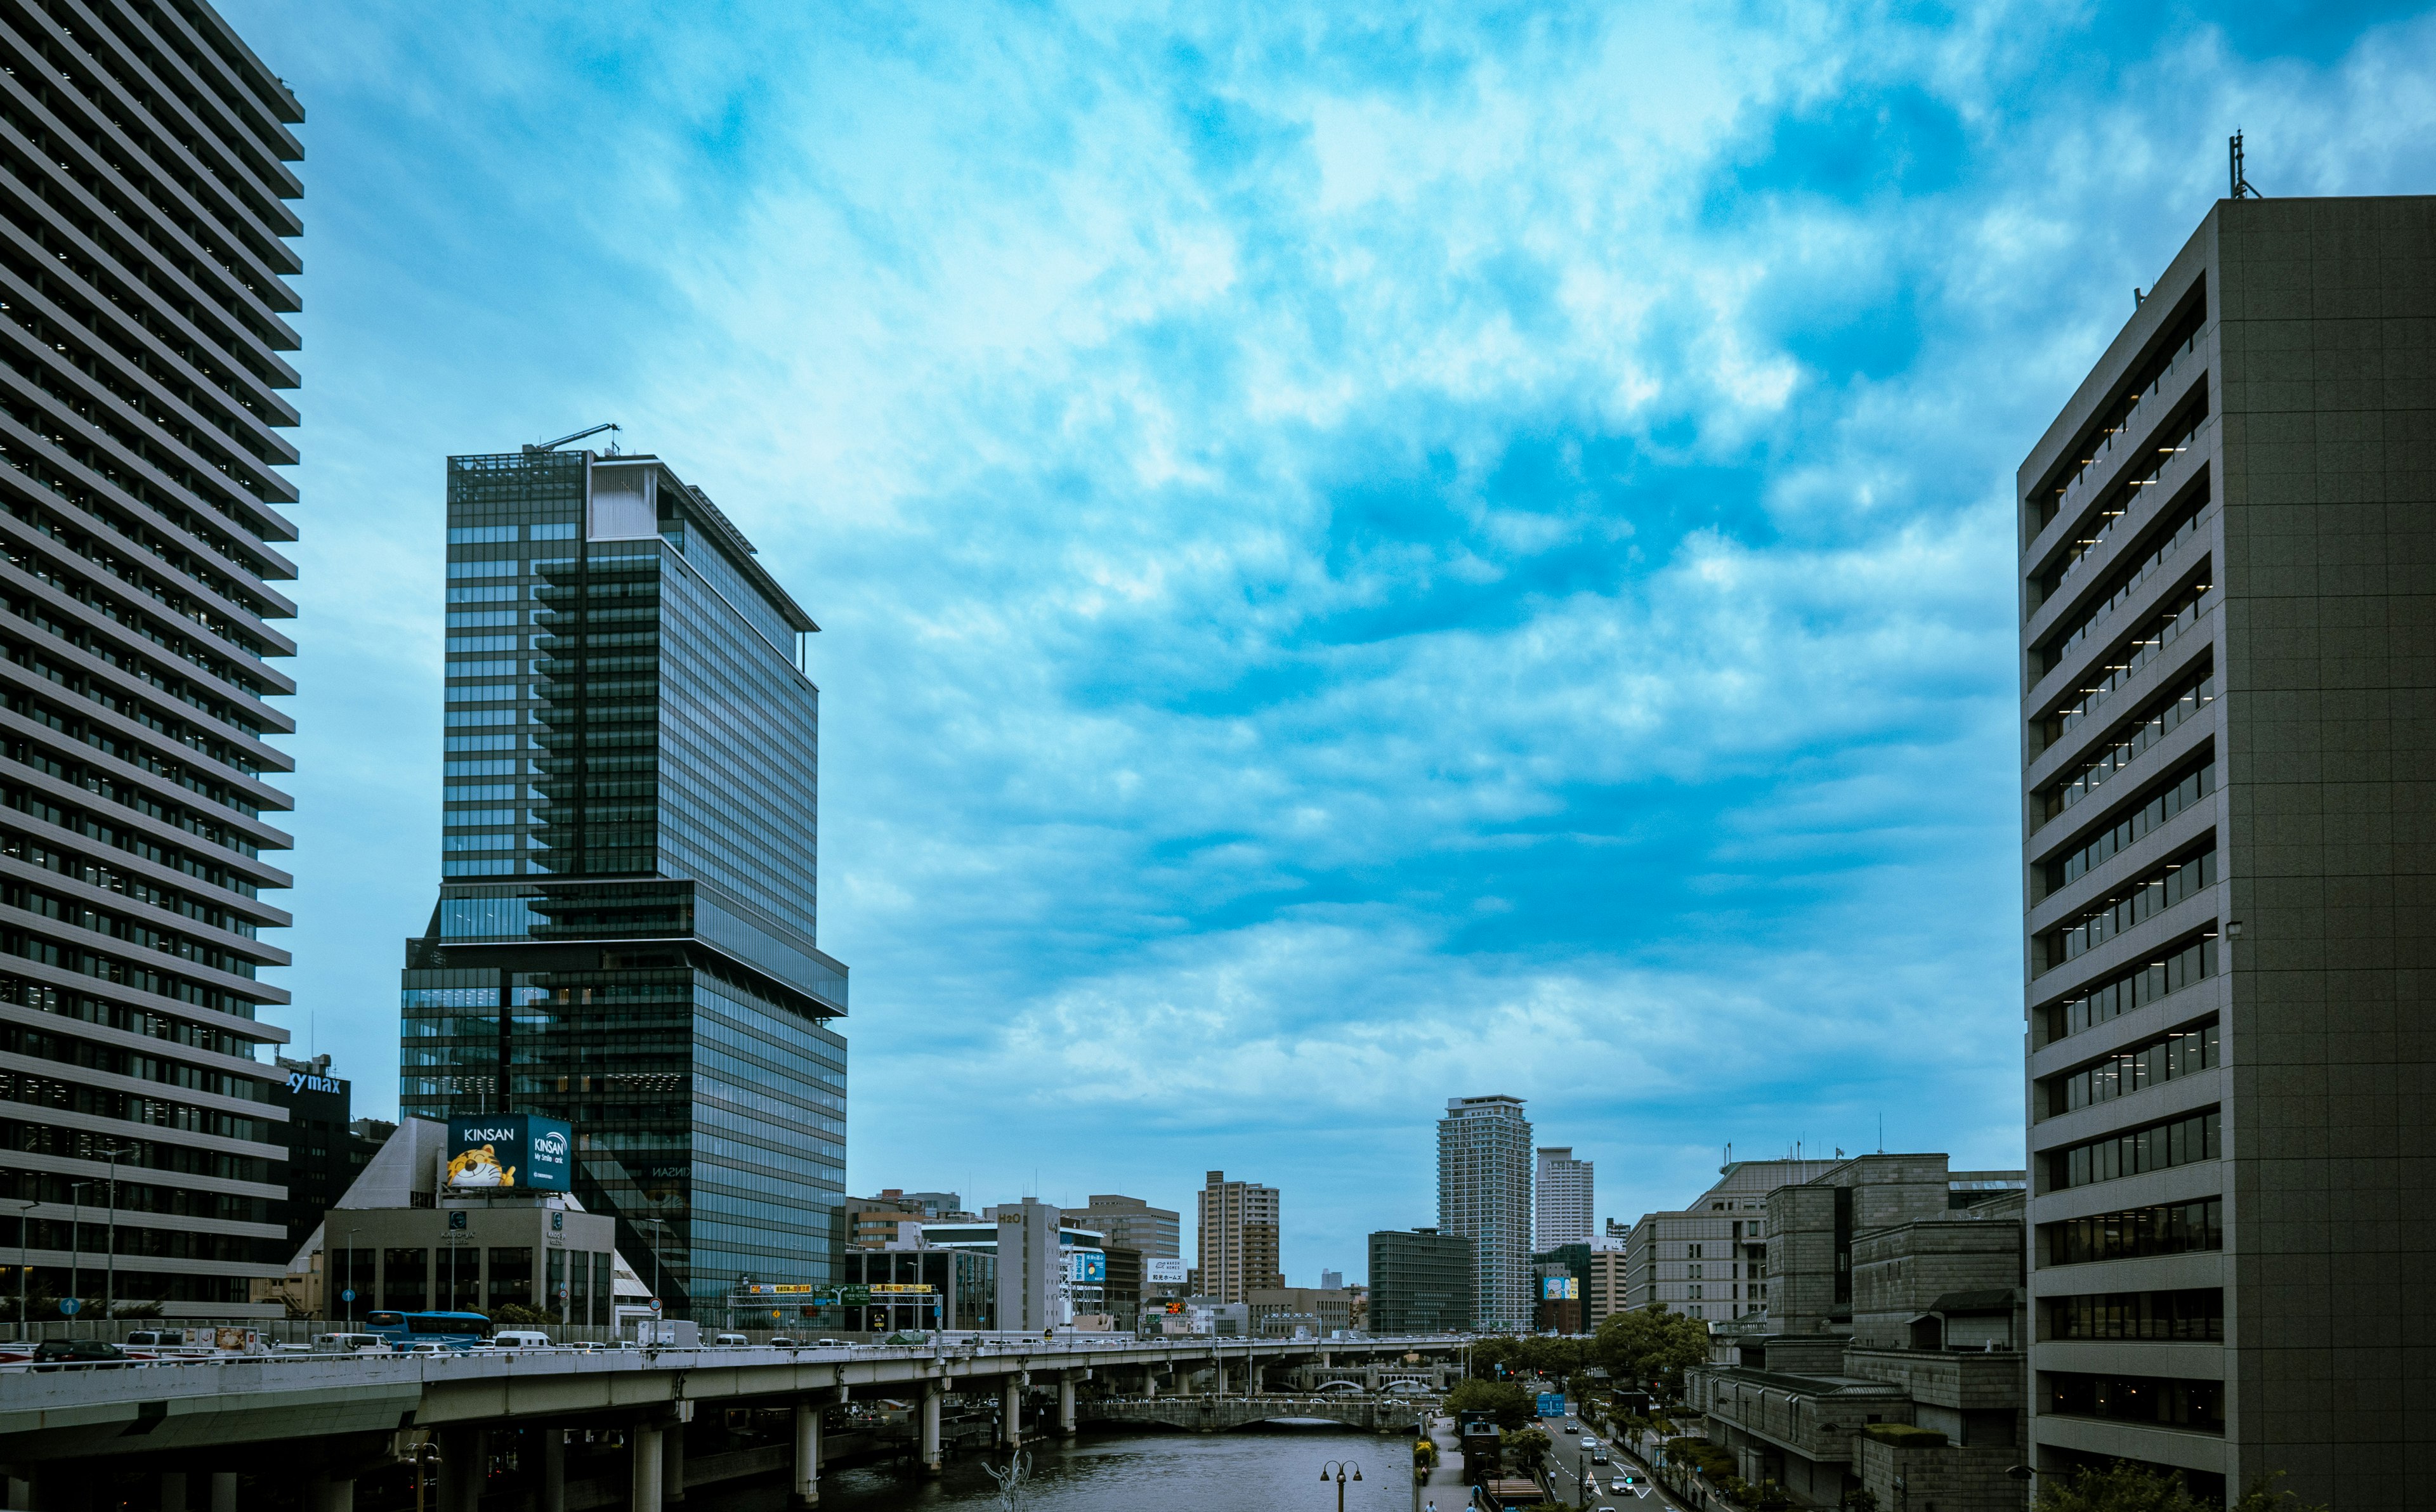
top-left (690, 1425), bottom-right (1427, 1511)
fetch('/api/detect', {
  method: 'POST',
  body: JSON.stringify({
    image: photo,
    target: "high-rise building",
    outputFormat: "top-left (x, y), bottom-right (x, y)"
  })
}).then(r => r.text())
top-left (2015, 193), bottom-right (2435, 1508)
top-left (1366, 1227), bottom-right (1474, 1335)
top-left (1437, 1094), bottom-right (1533, 1331)
top-left (0, 2), bottom-right (301, 1317)
top-left (1064, 1193), bottom-right (1180, 1260)
top-left (1535, 1145), bottom-right (1594, 1248)
top-left (1195, 1170), bottom-right (1281, 1303)
top-left (398, 445), bottom-right (848, 1318)
top-left (270, 1055), bottom-right (392, 1249)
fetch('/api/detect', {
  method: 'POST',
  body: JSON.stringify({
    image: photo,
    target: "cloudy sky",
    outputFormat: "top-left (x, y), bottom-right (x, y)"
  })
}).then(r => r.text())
top-left (229, 0), bottom-right (2436, 1282)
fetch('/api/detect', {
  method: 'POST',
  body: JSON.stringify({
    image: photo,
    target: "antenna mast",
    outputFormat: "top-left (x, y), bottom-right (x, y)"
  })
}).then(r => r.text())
top-left (2230, 131), bottom-right (2262, 199)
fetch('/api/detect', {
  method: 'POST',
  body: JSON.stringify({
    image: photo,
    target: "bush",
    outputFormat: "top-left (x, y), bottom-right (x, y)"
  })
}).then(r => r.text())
top-left (1667, 1436), bottom-right (1736, 1481)
top-left (1445, 1378), bottom-right (1537, 1431)
top-left (490, 1303), bottom-right (556, 1326)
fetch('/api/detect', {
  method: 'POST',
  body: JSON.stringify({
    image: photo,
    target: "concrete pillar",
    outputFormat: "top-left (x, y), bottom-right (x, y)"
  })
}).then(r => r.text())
top-left (792, 1400), bottom-right (822, 1506)
top-left (1058, 1373), bottom-right (1077, 1436)
top-left (157, 1474), bottom-right (186, 1512)
top-left (1000, 1378), bottom-right (1023, 1447)
top-left (304, 1476), bottom-right (354, 1512)
top-left (630, 1422), bottom-right (664, 1512)
top-left (541, 1428), bottom-right (566, 1512)
top-left (1214, 1362), bottom-right (1228, 1395)
top-left (207, 1475), bottom-right (236, 1512)
top-left (662, 1419), bottom-right (687, 1504)
top-left (1251, 1365), bottom-right (1265, 1395)
top-left (920, 1388), bottom-right (943, 1475)
top-left (438, 1426), bottom-right (485, 1512)
top-left (6, 1478), bottom-right (28, 1512)
top-left (1142, 1368), bottom-right (1158, 1398)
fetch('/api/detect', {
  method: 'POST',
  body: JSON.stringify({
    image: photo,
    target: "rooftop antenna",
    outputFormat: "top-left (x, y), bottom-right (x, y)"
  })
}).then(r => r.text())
top-left (2230, 131), bottom-right (2262, 200)
top-left (526, 421), bottom-right (622, 456)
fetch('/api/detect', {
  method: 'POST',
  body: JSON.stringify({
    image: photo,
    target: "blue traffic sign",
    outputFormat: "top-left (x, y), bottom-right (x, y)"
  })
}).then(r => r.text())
top-left (57, 1298), bottom-right (79, 1315)
top-left (341, 1289), bottom-right (357, 1302)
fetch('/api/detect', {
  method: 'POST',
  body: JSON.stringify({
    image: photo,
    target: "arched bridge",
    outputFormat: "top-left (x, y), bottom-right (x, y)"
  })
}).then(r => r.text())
top-left (1081, 1394), bottom-right (1439, 1433)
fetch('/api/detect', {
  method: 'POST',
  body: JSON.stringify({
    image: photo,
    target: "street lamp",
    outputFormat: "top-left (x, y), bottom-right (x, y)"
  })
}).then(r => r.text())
top-left (102, 1143), bottom-right (139, 1324)
top-left (344, 1226), bottom-right (362, 1327)
top-left (1321, 1459), bottom-right (1363, 1512)
top-left (68, 1180), bottom-right (91, 1336)
top-left (12, 1197), bottom-right (36, 1333)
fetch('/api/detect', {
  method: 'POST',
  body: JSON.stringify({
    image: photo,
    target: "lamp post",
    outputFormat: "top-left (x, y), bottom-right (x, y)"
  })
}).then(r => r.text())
top-left (13, 1197), bottom-right (35, 1333)
top-left (344, 1226), bottom-right (362, 1327)
top-left (1321, 1459), bottom-right (1363, 1512)
top-left (67, 1180), bottom-right (93, 1336)
top-left (102, 1143), bottom-right (138, 1324)
top-left (637, 1217), bottom-right (674, 1334)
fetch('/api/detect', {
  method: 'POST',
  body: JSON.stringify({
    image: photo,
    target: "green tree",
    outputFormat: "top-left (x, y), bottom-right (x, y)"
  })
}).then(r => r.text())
top-left (1500, 1425), bottom-right (1552, 1474)
top-left (1590, 1303), bottom-right (1712, 1395)
top-left (1444, 1378), bottom-right (1536, 1431)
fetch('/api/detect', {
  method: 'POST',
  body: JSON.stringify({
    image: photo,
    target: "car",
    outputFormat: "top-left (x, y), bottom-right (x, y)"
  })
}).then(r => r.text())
top-left (492, 1330), bottom-right (551, 1349)
top-left (815, 1338), bottom-right (844, 1348)
top-left (769, 1336), bottom-right (800, 1347)
top-left (1594, 1450), bottom-right (1610, 1463)
top-left (30, 1339), bottom-right (128, 1370)
top-left (710, 1333), bottom-right (750, 1347)
top-left (313, 1333), bottom-right (391, 1353)
top-left (406, 1341), bottom-right (455, 1355)
top-left (1566, 1419), bottom-right (1580, 1431)
top-left (1581, 1437), bottom-right (1599, 1450)
top-left (1612, 1478), bottom-right (1630, 1492)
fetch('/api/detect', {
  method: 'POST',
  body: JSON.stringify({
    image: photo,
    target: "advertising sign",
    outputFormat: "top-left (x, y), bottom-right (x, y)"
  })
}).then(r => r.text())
top-left (1068, 1249), bottom-right (1107, 1284)
top-left (445, 1113), bottom-right (573, 1191)
top-left (1541, 1276), bottom-right (1580, 1300)
top-left (870, 1282), bottom-right (935, 1294)
top-left (1144, 1257), bottom-right (1189, 1286)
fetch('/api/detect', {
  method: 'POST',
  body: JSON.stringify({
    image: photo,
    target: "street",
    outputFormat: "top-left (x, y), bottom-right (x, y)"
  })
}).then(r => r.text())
top-left (1535, 1395), bottom-right (1686, 1512)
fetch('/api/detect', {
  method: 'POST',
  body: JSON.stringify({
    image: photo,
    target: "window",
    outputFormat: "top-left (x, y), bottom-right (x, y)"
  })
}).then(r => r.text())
top-left (2041, 1197), bottom-right (2222, 1266)
top-left (2041, 667), bottom-right (2215, 821)
top-left (2041, 847), bottom-right (2217, 973)
top-left (2047, 759), bottom-right (2213, 892)
top-left (2048, 1108), bottom-right (2220, 1191)
top-left (2043, 1372), bottom-right (2221, 1433)
top-left (2042, 1020), bottom-right (2219, 1117)
top-left (2037, 932), bottom-right (2217, 1046)
top-left (2045, 1289), bottom-right (2222, 1343)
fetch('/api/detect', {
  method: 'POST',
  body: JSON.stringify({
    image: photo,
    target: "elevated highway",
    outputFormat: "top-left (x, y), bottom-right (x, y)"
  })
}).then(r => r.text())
top-left (0, 1334), bottom-right (1460, 1511)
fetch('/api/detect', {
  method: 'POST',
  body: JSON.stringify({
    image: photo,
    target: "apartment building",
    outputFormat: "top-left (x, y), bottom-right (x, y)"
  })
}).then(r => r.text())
top-left (1439, 1095), bottom-right (1533, 1331)
top-left (1535, 1146), bottom-right (1594, 1247)
top-left (1195, 1171), bottom-right (1281, 1305)
top-left (2015, 194), bottom-right (2435, 1509)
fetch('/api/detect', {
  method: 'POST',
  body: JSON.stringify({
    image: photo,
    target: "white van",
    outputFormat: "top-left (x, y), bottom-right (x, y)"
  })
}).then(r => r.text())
top-left (490, 1330), bottom-right (551, 1350)
top-left (312, 1333), bottom-right (393, 1354)
top-left (710, 1333), bottom-right (750, 1347)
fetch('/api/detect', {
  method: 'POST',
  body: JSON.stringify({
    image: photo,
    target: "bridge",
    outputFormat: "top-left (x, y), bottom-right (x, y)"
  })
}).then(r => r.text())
top-left (1081, 1392), bottom-right (1438, 1433)
top-left (0, 1334), bottom-right (1461, 1512)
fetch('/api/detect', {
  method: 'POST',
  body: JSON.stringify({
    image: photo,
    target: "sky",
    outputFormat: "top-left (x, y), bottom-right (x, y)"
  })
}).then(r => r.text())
top-left (225, 0), bottom-right (2436, 1284)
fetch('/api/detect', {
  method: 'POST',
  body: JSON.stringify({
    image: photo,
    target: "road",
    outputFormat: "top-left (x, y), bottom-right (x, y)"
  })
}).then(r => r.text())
top-left (1536, 1397), bottom-right (1689, 1512)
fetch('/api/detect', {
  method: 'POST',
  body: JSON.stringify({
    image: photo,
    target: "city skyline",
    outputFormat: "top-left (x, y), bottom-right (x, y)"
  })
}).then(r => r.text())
top-left (229, 1), bottom-right (2436, 1282)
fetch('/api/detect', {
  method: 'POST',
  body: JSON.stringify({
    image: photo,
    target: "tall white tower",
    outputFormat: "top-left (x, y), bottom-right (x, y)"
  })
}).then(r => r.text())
top-left (1535, 1147), bottom-right (1595, 1248)
top-left (1438, 1095), bottom-right (1533, 1331)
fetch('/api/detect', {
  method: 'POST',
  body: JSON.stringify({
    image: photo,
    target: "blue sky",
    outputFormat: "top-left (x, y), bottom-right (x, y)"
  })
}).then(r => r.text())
top-left (228, 1), bottom-right (2436, 1283)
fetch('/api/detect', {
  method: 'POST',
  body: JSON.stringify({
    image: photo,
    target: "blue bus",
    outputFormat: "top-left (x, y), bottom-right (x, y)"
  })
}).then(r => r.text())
top-left (362, 1311), bottom-right (491, 1348)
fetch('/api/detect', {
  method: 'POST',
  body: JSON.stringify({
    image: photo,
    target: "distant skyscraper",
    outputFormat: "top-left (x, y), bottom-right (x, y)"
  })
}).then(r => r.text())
top-left (1535, 1146), bottom-right (1594, 1248)
top-left (2015, 192), bottom-right (2436, 1508)
top-left (1320, 1268), bottom-right (1343, 1291)
top-left (1196, 1171), bottom-right (1282, 1303)
top-left (398, 444), bottom-right (848, 1318)
top-left (1066, 1194), bottom-right (1181, 1260)
top-left (1439, 1095), bottom-right (1533, 1331)
top-left (0, 4), bottom-right (302, 1315)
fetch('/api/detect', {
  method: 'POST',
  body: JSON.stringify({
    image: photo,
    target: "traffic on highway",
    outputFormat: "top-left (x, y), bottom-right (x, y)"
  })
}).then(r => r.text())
top-left (1531, 1377), bottom-right (1681, 1512)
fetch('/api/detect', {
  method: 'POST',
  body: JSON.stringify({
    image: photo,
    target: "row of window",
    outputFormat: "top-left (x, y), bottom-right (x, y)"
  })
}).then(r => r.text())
top-left (3, 782), bottom-right (264, 899)
top-left (0, 1067), bottom-right (274, 1144)
top-left (0, 974), bottom-right (256, 1060)
top-left (2043, 1020), bottom-right (2218, 1118)
top-left (449, 524), bottom-right (579, 544)
top-left (2036, 396), bottom-right (2210, 608)
top-left (2042, 668), bottom-right (2214, 821)
top-left (2042, 1197), bottom-right (2222, 1267)
top-left (2038, 478), bottom-right (2210, 670)
top-left (2038, 575), bottom-right (2211, 753)
top-left (2048, 760), bottom-right (2213, 894)
top-left (2041, 845), bottom-right (2215, 973)
top-left (2046, 1109), bottom-right (2220, 1192)
top-left (2042, 1372), bottom-right (2221, 1432)
top-left (2038, 932), bottom-right (2216, 1047)
top-left (1, 1115), bottom-right (275, 1185)
top-left (2043, 1287), bottom-right (2223, 1342)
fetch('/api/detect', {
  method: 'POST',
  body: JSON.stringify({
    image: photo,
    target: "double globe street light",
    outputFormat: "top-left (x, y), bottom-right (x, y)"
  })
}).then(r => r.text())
top-left (1321, 1458), bottom-right (1363, 1512)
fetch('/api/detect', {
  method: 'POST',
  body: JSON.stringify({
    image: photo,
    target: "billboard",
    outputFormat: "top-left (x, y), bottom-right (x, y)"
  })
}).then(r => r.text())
top-left (1542, 1276), bottom-right (1579, 1300)
top-left (1144, 1257), bottom-right (1189, 1286)
top-left (445, 1114), bottom-right (573, 1191)
top-left (1068, 1249), bottom-right (1107, 1284)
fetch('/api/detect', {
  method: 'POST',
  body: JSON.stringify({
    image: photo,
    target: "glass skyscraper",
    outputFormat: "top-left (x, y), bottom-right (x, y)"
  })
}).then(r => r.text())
top-left (398, 445), bottom-right (846, 1317)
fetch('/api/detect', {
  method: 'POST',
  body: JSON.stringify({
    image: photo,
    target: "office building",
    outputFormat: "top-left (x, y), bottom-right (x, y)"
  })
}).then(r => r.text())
top-left (2015, 193), bottom-right (2436, 1508)
top-left (1437, 1095), bottom-right (1533, 1330)
top-left (1620, 1157), bottom-right (1845, 1321)
top-left (1584, 1245), bottom-right (1628, 1331)
top-left (1367, 1227), bottom-right (1473, 1334)
top-left (1064, 1193), bottom-right (1180, 1259)
top-left (1195, 1171), bottom-right (1281, 1304)
top-left (0, 1), bottom-right (302, 1317)
top-left (1319, 1267), bottom-right (1343, 1290)
top-left (836, 1246), bottom-right (997, 1333)
top-left (396, 445), bottom-right (849, 1319)
top-left (1248, 1285), bottom-right (1354, 1338)
top-left (1535, 1147), bottom-right (1594, 1247)
top-left (270, 1055), bottom-right (393, 1248)
top-left (924, 1200), bottom-right (1106, 1330)
top-left (1687, 1155), bottom-right (2028, 1512)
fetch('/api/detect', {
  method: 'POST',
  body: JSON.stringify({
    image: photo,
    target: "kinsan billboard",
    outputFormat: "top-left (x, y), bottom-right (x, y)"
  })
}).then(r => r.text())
top-left (446, 1114), bottom-right (573, 1192)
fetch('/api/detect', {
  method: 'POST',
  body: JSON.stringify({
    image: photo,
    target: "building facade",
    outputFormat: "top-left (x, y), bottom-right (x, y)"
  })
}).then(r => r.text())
top-left (1247, 1285), bottom-right (1354, 1338)
top-left (270, 1055), bottom-right (391, 1248)
top-left (2015, 193), bottom-right (2436, 1509)
top-left (1195, 1170), bottom-right (1281, 1304)
top-left (1621, 1158), bottom-right (1845, 1322)
top-left (396, 446), bottom-right (849, 1319)
top-left (1438, 1095), bottom-right (1533, 1331)
top-left (1367, 1227), bottom-right (1474, 1335)
top-left (1535, 1146), bottom-right (1594, 1248)
top-left (0, 0), bottom-right (303, 1318)
top-left (836, 1246), bottom-right (996, 1333)
top-left (1065, 1193), bottom-right (1179, 1259)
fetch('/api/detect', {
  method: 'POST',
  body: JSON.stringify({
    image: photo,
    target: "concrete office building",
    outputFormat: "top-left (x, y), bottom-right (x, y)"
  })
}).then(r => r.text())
top-left (0, 1), bottom-right (303, 1317)
top-left (923, 1200), bottom-right (1106, 1330)
top-left (1535, 1147), bottom-right (1594, 1248)
top-left (1439, 1095), bottom-right (1533, 1331)
top-left (269, 1056), bottom-right (391, 1248)
top-left (1621, 1158), bottom-right (1845, 1322)
top-left (1066, 1193), bottom-right (1180, 1260)
top-left (1247, 1286), bottom-right (1354, 1338)
top-left (1195, 1171), bottom-right (1281, 1305)
top-left (1367, 1227), bottom-right (1474, 1335)
top-left (2015, 193), bottom-right (2436, 1508)
top-left (397, 445), bottom-right (848, 1319)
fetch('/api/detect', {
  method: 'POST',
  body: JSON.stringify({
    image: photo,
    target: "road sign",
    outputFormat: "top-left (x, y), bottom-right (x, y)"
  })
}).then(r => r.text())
top-left (650, 1300), bottom-right (662, 1313)
top-left (341, 1289), bottom-right (357, 1303)
top-left (57, 1298), bottom-right (78, 1316)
